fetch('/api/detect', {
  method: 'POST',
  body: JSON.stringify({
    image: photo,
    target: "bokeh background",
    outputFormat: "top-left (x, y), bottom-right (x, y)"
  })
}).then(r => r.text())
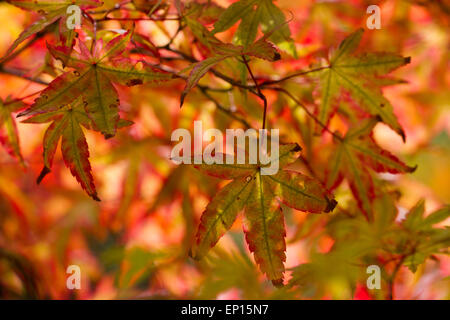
top-left (0, 0), bottom-right (448, 299)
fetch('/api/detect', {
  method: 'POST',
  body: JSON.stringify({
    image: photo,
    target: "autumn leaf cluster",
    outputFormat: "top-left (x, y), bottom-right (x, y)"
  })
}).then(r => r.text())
top-left (0, 0), bottom-right (448, 299)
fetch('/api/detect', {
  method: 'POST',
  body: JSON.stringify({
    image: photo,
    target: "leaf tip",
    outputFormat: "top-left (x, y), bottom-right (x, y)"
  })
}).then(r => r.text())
top-left (408, 164), bottom-right (418, 173)
top-left (399, 129), bottom-right (406, 143)
top-left (16, 110), bottom-right (28, 118)
top-left (325, 198), bottom-right (338, 213)
top-left (292, 143), bottom-right (302, 152)
top-left (180, 93), bottom-right (186, 108)
top-left (36, 166), bottom-right (51, 184)
top-left (103, 133), bottom-right (115, 139)
top-left (273, 52), bottom-right (281, 61)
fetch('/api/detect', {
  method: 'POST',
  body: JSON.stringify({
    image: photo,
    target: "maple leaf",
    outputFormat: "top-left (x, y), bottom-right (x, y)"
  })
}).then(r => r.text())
top-left (180, 35), bottom-right (280, 107)
top-left (22, 97), bottom-right (100, 201)
top-left (399, 201), bottom-right (450, 273)
top-left (0, 98), bottom-right (26, 164)
top-left (189, 143), bottom-right (337, 286)
top-left (326, 117), bottom-right (416, 220)
top-left (16, 32), bottom-right (170, 199)
top-left (213, 0), bottom-right (297, 56)
top-left (309, 28), bottom-right (411, 141)
top-left (2, 0), bottom-right (102, 61)
top-left (18, 31), bottom-right (174, 138)
top-left (132, 0), bottom-right (168, 14)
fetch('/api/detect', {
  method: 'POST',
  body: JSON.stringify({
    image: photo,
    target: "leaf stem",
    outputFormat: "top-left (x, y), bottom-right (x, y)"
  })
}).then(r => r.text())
top-left (259, 66), bottom-right (329, 87)
top-left (241, 55), bottom-right (268, 129)
top-left (0, 66), bottom-right (48, 85)
top-left (271, 87), bottom-right (343, 141)
top-left (198, 87), bottom-right (251, 128)
top-left (388, 255), bottom-right (405, 300)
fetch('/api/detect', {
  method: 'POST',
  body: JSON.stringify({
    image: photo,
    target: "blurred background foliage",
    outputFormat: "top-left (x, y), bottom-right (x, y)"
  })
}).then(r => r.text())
top-left (0, 0), bottom-right (449, 299)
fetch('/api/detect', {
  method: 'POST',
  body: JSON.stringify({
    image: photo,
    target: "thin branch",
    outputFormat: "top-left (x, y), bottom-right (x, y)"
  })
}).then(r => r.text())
top-left (4, 89), bottom-right (43, 105)
top-left (82, 11), bottom-right (97, 52)
top-left (98, 16), bottom-right (181, 22)
top-left (87, 0), bottom-right (132, 15)
top-left (139, 60), bottom-right (250, 127)
top-left (0, 66), bottom-right (48, 85)
top-left (241, 55), bottom-right (268, 129)
top-left (388, 255), bottom-right (406, 300)
top-left (198, 87), bottom-right (251, 129)
top-left (270, 87), bottom-right (343, 141)
top-left (159, 46), bottom-right (259, 96)
top-left (259, 66), bottom-right (328, 87)
top-left (0, 34), bottom-right (43, 65)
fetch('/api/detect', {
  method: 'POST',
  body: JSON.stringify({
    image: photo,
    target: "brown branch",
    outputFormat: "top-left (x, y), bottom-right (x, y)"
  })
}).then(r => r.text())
top-left (241, 55), bottom-right (268, 129)
top-left (388, 255), bottom-right (406, 300)
top-left (270, 87), bottom-right (343, 141)
top-left (0, 66), bottom-right (48, 85)
top-left (198, 87), bottom-right (251, 129)
top-left (259, 66), bottom-right (328, 87)
top-left (159, 46), bottom-right (259, 95)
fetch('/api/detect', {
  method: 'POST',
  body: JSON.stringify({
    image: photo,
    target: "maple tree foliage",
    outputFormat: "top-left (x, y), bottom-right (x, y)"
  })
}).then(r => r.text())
top-left (191, 143), bottom-right (337, 285)
top-left (0, 0), bottom-right (448, 299)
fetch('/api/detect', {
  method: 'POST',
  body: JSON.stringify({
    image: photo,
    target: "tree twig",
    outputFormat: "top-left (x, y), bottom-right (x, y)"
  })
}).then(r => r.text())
top-left (241, 55), bottom-right (268, 129)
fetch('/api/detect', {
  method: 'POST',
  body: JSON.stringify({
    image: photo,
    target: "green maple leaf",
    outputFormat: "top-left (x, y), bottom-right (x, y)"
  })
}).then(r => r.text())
top-left (400, 201), bottom-right (450, 272)
top-left (18, 31), bottom-right (174, 138)
top-left (212, 0), bottom-right (297, 57)
top-left (189, 143), bottom-right (337, 286)
top-left (180, 35), bottom-right (281, 107)
top-left (309, 28), bottom-right (411, 141)
top-left (326, 117), bottom-right (416, 220)
top-left (2, 0), bottom-right (103, 61)
top-left (18, 31), bottom-right (173, 199)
